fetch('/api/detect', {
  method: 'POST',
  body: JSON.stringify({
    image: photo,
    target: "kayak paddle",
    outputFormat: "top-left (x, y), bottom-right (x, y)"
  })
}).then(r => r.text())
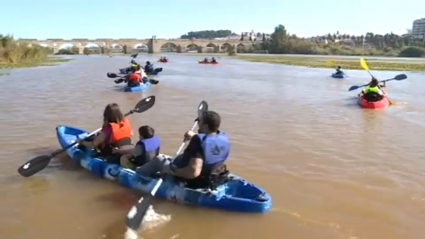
top-left (17, 96), bottom-right (156, 178)
top-left (107, 73), bottom-right (159, 85)
top-left (348, 74), bottom-right (407, 91)
top-left (357, 58), bottom-right (407, 105)
top-left (125, 100), bottom-right (208, 232)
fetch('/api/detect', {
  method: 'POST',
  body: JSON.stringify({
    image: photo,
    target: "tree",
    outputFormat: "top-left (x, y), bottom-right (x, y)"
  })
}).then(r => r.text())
top-left (262, 33), bottom-right (266, 41)
top-left (269, 24), bottom-right (288, 53)
top-left (249, 35), bottom-right (252, 41)
top-left (180, 30), bottom-right (233, 39)
top-left (241, 34), bottom-right (244, 41)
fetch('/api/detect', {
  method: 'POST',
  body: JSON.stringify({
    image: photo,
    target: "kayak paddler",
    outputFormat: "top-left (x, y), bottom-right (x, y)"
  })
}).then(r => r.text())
top-left (79, 103), bottom-right (134, 164)
top-left (135, 110), bottom-right (231, 189)
top-left (360, 77), bottom-right (385, 101)
top-left (211, 57), bottom-right (217, 63)
top-left (335, 66), bottom-right (343, 75)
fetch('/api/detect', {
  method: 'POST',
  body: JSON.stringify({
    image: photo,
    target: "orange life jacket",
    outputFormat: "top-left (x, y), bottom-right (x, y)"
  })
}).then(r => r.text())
top-left (129, 73), bottom-right (141, 83)
top-left (109, 118), bottom-right (133, 145)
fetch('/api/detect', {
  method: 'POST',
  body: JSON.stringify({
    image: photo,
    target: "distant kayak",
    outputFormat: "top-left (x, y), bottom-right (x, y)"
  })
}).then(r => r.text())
top-left (56, 125), bottom-right (273, 213)
top-left (158, 60), bottom-right (169, 63)
top-left (124, 82), bottom-right (151, 92)
top-left (199, 61), bottom-right (219, 65)
top-left (358, 94), bottom-right (389, 109)
top-left (331, 73), bottom-right (346, 79)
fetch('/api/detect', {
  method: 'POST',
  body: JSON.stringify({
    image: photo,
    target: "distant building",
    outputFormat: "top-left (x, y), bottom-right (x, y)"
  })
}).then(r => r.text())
top-left (412, 18), bottom-right (425, 39)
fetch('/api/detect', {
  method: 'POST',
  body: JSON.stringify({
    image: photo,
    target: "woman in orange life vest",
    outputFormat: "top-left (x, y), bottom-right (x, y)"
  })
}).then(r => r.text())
top-left (80, 103), bottom-right (134, 164)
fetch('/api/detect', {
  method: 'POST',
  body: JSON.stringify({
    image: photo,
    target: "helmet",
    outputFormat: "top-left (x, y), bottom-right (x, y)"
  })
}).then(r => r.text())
top-left (146, 61), bottom-right (151, 65)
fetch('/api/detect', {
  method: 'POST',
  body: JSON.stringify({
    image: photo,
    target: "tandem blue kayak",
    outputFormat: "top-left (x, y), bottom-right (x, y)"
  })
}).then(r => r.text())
top-left (124, 82), bottom-right (151, 92)
top-left (331, 73), bottom-right (346, 79)
top-left (56, 125), bottom-right (273, 213)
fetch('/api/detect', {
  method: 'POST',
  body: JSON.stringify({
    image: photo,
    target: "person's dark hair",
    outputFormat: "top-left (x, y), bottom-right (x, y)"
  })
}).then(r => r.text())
top-left (103, 103), bottom-right (124, 125)
top-left (337, 66), bottom-right (341, 69)
top-left (146, 61), bottom-right (151, 65)
top-left (139, 125), bottom-right (155, 138)
top-left (201, 111), bottom-right (221, 132)
top-left (370, 78), bottom-right (379, 87)
top-left (135, 65), bottom-right (141, 71)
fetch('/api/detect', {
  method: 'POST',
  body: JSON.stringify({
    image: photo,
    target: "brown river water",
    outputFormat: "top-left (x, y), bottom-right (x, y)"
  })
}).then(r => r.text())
top-left (1, 54), bottom-right (425, 239)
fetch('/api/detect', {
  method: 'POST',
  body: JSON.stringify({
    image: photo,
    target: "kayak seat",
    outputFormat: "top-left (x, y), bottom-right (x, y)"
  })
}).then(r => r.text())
top-left (364, 92), bottom-right (384, 102)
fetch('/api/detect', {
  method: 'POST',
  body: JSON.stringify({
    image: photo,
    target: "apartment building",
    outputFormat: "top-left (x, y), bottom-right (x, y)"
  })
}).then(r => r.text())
top-left (412, 18), bottom-right (425, 38)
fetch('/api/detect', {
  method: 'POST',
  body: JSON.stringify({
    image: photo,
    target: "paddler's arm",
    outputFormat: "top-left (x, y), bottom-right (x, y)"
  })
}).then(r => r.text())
top-left (171, 136), bottom-right (203, 179)
top-left (81, 132), bottom-right (106, 148)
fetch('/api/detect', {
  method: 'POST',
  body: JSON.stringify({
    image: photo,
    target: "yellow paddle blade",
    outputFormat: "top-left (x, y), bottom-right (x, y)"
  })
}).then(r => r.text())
top-left (360, 58), bottom-right (369, 71)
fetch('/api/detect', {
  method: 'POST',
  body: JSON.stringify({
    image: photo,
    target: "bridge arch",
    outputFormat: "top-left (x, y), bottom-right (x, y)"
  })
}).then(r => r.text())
top-left (160, 42), bottom-right (178, 52)
top-left (220, 43), bottom-right (232, 51)
top-left (237, 43), bottom-right (246, 52)
top-left (134, 43), bottom-right (148, 49)
top-left (84, 43), bottom-right (101, 48)
top-left (110, 43), bottom-right (123, 49)
top-left (206, 43), bottom-right (216, 48)
top-left (187, 44), bottom-right (199, 51)
top-left (58, 43), bottom-right (76, 49)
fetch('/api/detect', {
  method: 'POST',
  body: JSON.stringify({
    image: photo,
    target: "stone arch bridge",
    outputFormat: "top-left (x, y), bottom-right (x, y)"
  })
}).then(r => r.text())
top-left (17, 38), bottom-right (255, 54)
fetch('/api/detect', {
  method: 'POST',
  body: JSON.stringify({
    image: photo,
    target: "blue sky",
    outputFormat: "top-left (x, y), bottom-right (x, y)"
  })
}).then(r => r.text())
top-left (0, 0), bottom-right (423, 40)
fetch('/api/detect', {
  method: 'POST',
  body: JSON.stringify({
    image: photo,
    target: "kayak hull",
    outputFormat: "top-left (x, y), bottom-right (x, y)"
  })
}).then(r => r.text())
top-left (158, 61), bottom-right (169, 63)
top-left (199, 61), bottom-right (219, 65)
top-left (55, 125), bottom-right (272, 213)
top-left (124, 82), bottom-right (151, 92)
top-left (357, 94), bottom-right (389, 109)
top-left (331, 73), bottom-right (346, 79)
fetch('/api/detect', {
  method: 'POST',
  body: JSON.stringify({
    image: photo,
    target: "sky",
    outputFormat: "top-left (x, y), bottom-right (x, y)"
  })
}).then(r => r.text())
top-left (0, 0), bottom-right (423, 40)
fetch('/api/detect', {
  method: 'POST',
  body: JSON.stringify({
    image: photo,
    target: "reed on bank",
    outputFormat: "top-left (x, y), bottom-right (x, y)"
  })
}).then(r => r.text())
top-left (0, 34), bottom-right (71, 69)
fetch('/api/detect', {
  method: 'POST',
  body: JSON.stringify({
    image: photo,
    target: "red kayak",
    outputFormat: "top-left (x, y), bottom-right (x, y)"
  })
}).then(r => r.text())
top-left (198, 61), bottom-right (219, 65)
top-left (158, 60), bottom-right (169, 63)
top-left (357, 94), bottom-right (390, 109)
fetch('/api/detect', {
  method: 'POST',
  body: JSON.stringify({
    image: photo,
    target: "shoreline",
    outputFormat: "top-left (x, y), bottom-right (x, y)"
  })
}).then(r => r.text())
top-left (0, 57), bottom-right (73, 70)
top-left (230, 55), bottom-right (425, 72)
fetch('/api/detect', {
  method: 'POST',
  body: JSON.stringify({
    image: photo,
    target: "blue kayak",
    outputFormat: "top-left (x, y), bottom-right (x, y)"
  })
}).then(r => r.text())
top-left (124, 82), bottom-right (151, 92)
top-left (56, 125), bottom-right (273, 213)
top-left (331, 73), bottom-right (346, 79)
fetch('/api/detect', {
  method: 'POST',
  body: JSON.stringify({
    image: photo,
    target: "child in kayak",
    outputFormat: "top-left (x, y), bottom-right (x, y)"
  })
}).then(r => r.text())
top-left (335, 66), bottom-right (343, 75)
top-left (360, 77), bottom-right (385, 101)
top-left (114, 125), bottom-right (161, 169)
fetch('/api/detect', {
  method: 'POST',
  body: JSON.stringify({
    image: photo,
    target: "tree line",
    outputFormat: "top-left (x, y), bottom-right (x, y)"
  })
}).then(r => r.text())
top-left (236, 25), bottom-right (425, 57)
top-left (180, 30), bottom-right (236, 39)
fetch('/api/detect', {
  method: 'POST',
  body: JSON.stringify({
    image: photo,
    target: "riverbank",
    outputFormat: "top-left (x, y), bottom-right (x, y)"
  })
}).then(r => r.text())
top-left (231, 55), bottom-right (425, 72)
top-left (0, 57), bottom-right (72, 69)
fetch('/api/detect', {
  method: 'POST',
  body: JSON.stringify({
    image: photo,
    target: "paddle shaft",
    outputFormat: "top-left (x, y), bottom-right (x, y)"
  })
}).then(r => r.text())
top-left (126, 121), bottom-right (198, 230)
top-left (52, 110), bottom-right (134, 157)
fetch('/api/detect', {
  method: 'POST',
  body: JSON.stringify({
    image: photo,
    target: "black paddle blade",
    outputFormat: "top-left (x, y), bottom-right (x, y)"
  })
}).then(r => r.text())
top-left (394, 74), bottom-right (407, 80)
top-left (107, 73), bottom-right (119, 78)
top-left (348, 85), bottom-right (360, 91)
top-left (17, 155), bottom-right (52, 177)
top-left (126, 196), bottom-right (152, 231)
top-left (197, 101), bottom-right (208, 120)
top-left (133, 96), bottom-right (156, 113)
top-left (149, 79), bottom-right (159, 85)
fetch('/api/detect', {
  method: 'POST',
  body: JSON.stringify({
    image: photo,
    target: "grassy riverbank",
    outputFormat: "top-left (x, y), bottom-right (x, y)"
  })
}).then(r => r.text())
top-left (0, 34), bottom-right (72, 70)
top-left (0, 57), bottom-right (72, 69)
top-left (231, 55), bottom-right (425, 72)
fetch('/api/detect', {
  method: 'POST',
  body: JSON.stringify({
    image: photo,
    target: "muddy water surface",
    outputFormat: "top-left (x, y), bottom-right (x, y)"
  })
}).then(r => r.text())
top-left (0, 54), bottom-right (424, 239)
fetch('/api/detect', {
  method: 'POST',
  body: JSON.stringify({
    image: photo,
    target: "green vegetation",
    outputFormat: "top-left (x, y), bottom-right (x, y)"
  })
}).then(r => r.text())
top-left (180, 30), bottom-right (237, 39)
top-left (232, 55), bottom-right (425, 72)
top-left (0, 34), bottom-right (71, 69)
top-left (230, 24), bottom-right (425, 57)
